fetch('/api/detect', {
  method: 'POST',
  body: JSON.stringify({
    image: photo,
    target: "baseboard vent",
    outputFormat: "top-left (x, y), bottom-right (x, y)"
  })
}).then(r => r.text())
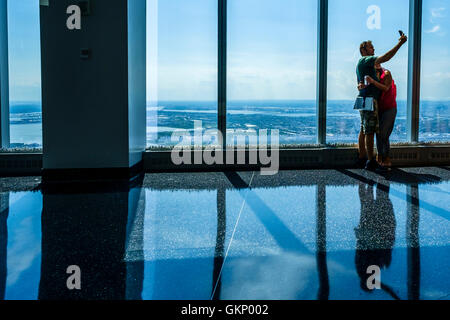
top-left (391, 152), bottom-right (418, 160)
top-left (281, 156), bottom-right (320, 164)
top-left (1, 145), bottom-right (449, 176)
top-left (144, 145), bottom-right (450, 172)
top-left (430, 152), bottom-right (450, 160)
top-left (0, 159), bottom-right (42, 169)
top-left (0, 154), bottom-right (42, 175)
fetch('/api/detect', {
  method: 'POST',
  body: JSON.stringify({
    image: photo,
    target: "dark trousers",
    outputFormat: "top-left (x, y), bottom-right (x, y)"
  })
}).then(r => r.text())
top-left (376, 108), bottom-right (397, 158)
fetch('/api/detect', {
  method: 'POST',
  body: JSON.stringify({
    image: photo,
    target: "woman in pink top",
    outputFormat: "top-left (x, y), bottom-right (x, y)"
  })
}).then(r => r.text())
top-left (365, 63), bottom-right (397, 168)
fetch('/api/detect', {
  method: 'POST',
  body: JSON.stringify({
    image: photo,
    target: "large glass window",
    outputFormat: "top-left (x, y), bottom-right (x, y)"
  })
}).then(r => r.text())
top-left (327, 0), bottom-right (409, 144)
top-left (227, 0), bottom-right (318, 146)
top-left (146, 0), bottom-right (218, 148)
top-left (7, 0), bottom-right (42, 148)
top-left (420, 0), bottom-right (450, 142)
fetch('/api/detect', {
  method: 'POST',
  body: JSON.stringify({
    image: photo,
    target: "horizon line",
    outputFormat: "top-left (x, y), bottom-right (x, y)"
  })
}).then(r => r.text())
top-left (8, 99), bottom-right (450, 105)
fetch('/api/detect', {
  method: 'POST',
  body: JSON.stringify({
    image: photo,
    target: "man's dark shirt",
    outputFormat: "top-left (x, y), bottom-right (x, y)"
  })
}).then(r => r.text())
top-left (356, 56), bottom-right (381, 100)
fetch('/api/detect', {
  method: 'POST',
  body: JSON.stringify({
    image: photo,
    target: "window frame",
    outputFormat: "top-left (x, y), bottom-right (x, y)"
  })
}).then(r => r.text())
top-left (216, 0), bottom-right (425, 146)
top-left (0, 0), bottom-right (446, 151)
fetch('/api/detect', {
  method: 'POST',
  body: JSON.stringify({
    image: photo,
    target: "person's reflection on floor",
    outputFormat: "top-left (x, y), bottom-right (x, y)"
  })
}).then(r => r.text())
top-left (354, 181), bottom-right (399, 299)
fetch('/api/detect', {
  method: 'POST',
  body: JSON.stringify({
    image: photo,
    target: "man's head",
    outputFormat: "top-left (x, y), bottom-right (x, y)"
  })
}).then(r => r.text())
top-left (360, 41), bottom-right (375, 56)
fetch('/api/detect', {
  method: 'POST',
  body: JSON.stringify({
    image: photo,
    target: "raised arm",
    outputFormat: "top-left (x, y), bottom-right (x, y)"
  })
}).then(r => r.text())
top-left (375, 35), bottom-right (408, 65)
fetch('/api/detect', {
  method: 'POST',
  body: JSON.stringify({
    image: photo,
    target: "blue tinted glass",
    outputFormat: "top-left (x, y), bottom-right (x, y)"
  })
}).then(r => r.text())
top-left (420, 0), bottom-right (450, 142)
top-left (227, 0), bottom-right (318, 146)
top-left (327, 0), bottom-right (409, 144)
top-left (7, 0), bottom-right (42, 148)
top-left (146, 0), bottom-right (218, 148)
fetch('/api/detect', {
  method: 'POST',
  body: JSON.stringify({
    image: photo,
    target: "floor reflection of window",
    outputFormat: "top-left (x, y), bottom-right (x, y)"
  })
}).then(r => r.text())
top-left (3, 192), bottom-right (42, 300)
top-left (142, 189), bottom-right (218, 300)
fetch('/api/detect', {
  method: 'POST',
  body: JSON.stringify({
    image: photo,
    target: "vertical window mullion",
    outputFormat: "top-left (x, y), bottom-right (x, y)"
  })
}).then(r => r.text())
top-left (317, 0), bottom-right (328, 145)
top-left (407, 0), bottom-right (423, 143)
top-left (218, 0), bottom-right (227, 150)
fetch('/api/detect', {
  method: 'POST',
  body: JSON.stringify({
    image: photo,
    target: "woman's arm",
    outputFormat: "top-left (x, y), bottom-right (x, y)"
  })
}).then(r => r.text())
top-left (367, 71), bottom-right (393, 92)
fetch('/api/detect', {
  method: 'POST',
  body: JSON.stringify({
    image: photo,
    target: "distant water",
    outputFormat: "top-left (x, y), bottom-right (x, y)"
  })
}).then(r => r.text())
top-left (9, 102), bottom-right (43, 148)
top-left (147, 100), bottom-right (449, 146)
top-left (7, 100), bottom-right (450, 148)
top-left (10, 123), bottom-right (42, 146)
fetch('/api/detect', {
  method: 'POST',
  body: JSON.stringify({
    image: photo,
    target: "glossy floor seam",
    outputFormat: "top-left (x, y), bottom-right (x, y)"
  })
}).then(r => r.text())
top-left (210, 171), bottom-right (256, 300)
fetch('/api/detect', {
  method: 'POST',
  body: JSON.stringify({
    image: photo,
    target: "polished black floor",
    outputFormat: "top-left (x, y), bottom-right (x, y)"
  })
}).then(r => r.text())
top-left (0, 167), bottom-right (449, 300)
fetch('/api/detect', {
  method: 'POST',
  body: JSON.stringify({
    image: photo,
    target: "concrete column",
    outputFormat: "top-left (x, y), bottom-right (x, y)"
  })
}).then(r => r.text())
top-left (39, 0), bottom-right (146, 173)
top-left (0, 0), bottom-right (9, 149)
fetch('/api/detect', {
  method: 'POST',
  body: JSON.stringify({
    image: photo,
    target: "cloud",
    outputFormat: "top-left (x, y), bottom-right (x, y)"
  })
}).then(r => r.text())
top-left (427, 7), bottom-right (446, 35)
top-left (431, 7), bottom-right (445, 19)
top-left (426, 25), bottom-right (441, 33)
top-left (424, 71), bottom-right (450, 80)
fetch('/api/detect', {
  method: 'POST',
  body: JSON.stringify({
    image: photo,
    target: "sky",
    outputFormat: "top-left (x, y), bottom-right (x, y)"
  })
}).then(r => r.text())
top-left (7, 0), bottom-right (41, 102)
top-left (6, 0), bottom-right (450, 102)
